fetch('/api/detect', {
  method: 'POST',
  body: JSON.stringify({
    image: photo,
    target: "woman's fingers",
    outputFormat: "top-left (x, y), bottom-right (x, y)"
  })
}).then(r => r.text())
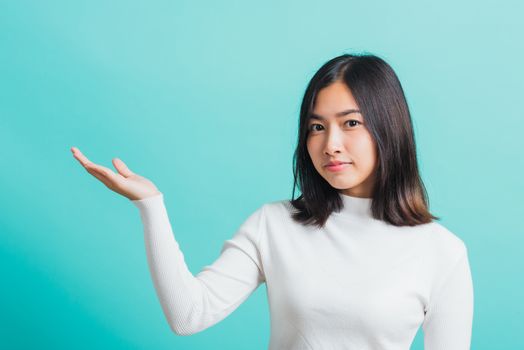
top-left (112, 158), bottom-right (134, 178)
top-left (72, 147), bottom-right (132, 179)
top-left (87, 162), bottom-right (122, 182)
top-left (71, 146), bottom-right (161, 200)
top-left (71, 146), bottom-right (124, 188)
top-left (71, 146), bottom-right (94, 168)
top-left (86, 166), bottom-right (114, 188)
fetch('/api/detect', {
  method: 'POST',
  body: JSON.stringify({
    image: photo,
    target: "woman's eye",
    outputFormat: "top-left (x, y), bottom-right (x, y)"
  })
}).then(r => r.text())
top-left (308, 120), bottom-right (361, 132)
top-left (346, 120), bottom-right (361, 127)
top-left (309, 124), bottom-right (323, 132)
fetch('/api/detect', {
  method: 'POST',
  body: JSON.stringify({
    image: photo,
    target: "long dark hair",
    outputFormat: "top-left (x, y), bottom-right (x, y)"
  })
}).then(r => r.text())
top-left (290, 53), bottom-right (439, 228)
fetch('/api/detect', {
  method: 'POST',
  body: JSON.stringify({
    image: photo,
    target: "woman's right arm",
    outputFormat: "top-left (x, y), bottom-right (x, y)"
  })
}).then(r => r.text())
top-left (131, 193), bottom-right (266, 335)
top-left (71, 147), bottom-right (266, 335)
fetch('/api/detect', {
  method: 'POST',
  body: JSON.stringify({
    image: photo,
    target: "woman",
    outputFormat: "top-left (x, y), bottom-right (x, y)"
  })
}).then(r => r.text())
top-left (71, 53), bottom-right (474, 349)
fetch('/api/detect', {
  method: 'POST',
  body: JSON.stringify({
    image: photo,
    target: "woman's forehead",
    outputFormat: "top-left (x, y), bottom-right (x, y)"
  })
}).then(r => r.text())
top-left (313, 82), bottom-right (360, 115)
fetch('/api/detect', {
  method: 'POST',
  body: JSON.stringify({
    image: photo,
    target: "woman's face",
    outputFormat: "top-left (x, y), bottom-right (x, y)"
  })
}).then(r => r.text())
top-left (306, 80), bottom-right (378, 198)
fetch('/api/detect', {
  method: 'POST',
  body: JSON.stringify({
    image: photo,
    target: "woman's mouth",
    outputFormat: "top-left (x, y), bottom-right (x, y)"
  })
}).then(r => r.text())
top-left (325, 162), bottom-right (351, 172)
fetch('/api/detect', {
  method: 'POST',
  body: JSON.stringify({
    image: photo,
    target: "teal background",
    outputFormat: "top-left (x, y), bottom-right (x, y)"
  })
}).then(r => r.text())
top-left (1, 0), bottom-right (523, 349)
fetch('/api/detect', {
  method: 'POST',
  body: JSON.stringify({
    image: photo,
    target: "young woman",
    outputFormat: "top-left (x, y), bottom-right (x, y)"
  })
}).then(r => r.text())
top-left (72, 53), bottom-right (474, 349)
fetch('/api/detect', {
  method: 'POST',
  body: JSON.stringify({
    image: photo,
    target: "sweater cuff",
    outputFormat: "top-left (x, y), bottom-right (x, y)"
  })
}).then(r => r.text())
top-left (131, 192), bottom-right (165, 212)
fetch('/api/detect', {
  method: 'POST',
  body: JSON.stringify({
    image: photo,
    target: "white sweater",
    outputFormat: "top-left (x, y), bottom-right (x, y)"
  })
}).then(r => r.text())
top-left (131, 192), bottom-right (474, 350)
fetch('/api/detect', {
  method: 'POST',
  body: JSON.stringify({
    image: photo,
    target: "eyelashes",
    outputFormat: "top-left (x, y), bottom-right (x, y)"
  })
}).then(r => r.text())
top-left (308, 120), bottom-right (362, 132)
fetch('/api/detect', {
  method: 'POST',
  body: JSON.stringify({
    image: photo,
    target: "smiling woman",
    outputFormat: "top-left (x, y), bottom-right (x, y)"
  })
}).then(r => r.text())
top-left (290, 54), bottom-right (438, 228)
top-left (306, 82), bottom-right (377, 199)
top-left (72, 52), bottom-right (473, 350)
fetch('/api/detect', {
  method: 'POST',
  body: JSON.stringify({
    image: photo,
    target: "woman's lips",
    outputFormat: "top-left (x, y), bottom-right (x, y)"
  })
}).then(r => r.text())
top-left (325, 162), bottom-right (351, 172)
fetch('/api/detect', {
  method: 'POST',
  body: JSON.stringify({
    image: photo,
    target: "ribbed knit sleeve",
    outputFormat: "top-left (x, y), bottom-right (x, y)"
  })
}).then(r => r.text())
top-left (131, 193), bottom-right (266, 336)
top-left (422, 246), bottom-right (474, 350)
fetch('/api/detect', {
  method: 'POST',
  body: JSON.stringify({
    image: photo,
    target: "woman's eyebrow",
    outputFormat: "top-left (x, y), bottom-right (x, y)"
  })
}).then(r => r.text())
top-left (309, 109), bottom-right (361, 120)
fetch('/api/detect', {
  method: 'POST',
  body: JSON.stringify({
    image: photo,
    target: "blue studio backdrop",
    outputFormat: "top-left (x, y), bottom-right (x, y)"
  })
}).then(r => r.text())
top-left (1, 0), bottom-right (523, 349)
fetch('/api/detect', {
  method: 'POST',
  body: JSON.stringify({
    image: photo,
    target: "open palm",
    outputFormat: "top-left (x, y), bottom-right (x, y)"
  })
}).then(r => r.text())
top-left (71, 146), bottom-right (161, 201)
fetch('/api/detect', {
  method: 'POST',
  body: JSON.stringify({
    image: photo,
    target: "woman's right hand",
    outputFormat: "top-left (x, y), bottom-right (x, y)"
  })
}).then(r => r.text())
top-left (71, 146), bottom-right (162, 201)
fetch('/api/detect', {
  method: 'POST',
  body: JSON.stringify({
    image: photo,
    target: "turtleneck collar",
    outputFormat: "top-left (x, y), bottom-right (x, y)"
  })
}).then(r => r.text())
top-left (335, 191), bottom-right (373, 218)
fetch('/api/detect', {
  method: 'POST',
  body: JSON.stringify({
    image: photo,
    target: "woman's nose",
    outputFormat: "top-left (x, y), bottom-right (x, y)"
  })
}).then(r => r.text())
top-left (323, 129), bottom-right (344, 155)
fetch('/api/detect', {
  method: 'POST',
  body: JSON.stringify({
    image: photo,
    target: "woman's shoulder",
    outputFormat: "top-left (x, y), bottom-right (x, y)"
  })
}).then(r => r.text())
top-left (261, 198), bottom-right (295, 216)
top-left (239, 199), bottom-right (293, 225)
top-left (424, 221), bottom-right (468, 259)
top-left (247, 199), bottom-right (295, 228)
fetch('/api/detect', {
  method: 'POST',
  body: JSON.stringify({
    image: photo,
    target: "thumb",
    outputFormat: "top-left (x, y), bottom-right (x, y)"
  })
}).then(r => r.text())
top-left (112, 158), bottom-right (134, 178)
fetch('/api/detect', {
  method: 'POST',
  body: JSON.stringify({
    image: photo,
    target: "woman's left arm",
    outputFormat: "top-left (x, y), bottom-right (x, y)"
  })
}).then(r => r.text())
top-left (422, 248), bottom-right (474, 350)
